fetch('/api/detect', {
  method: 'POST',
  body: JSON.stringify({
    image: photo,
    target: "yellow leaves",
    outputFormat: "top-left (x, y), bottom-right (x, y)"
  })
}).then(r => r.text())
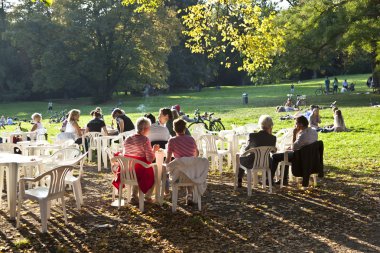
top-left (181, 0), bottom-right (285, 75)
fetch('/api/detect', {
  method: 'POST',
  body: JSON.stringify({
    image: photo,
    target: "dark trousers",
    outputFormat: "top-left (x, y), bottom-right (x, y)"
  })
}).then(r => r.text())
top-left (271, 152), bottom-right (294, 183)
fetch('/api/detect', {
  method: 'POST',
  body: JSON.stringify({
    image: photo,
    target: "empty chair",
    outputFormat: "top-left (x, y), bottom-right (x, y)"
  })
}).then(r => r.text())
top-left (17, 165), bottom-right (74, 233)
top-left (82, 132), bottom-right (102, 162)
top-left (42, 147), bottom-right (82, 171)
top-left (200, 134), bottom-right (230, 173)
top-left (64, 153), bottom-right (88, 209)
top-left (236, 146), bottom-right (276, 195)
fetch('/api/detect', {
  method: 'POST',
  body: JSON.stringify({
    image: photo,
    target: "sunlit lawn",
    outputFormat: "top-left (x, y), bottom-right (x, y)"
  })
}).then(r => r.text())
top-left (1, 73), bottom-right (380, 252)
top-left (1, 73), bottom-right (379, 175)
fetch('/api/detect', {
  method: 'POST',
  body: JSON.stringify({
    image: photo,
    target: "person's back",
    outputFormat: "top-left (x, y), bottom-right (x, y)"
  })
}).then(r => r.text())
top-left (246, 131), bottom-right (276, 149)
top-left (118, 114), bottom-right (135, 132)
top-left (167, 134), bottom-right (198, 158)
top-left (293, 127), bottom-right (318, 150)
top-left (149, 123), bottom-right (171, 142)
top-left (87, 117), bottom-right (105, 133)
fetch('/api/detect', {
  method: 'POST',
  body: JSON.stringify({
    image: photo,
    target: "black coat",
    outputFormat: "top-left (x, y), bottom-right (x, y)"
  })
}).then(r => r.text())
top-left (240, 131), bottom-right (276, 169)
top-left (291, 141), bottom-right (324, 187)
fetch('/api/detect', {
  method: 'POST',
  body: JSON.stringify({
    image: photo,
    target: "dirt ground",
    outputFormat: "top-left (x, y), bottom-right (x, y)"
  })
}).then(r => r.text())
top-left (1, 165), bottom-right (379, 253)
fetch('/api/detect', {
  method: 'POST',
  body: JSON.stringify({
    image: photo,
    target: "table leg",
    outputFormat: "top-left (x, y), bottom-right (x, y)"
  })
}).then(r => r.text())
top-left (6, 163), bottom-right (17, 219)
top-left (102, 139), bottom-right (108, 169)
top-left (97, 139), bottom-right (101, 172)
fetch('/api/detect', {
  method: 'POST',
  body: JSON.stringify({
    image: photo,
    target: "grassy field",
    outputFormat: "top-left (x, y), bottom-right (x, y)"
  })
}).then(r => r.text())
top-left (1, 73), bottom-right (379, 175)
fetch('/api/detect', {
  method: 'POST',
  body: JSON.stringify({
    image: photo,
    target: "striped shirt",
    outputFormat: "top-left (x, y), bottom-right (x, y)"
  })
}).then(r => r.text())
top-left (167, 134), bottom-right (198, 158)
top-left (123, 134), bottom-right (155, 162)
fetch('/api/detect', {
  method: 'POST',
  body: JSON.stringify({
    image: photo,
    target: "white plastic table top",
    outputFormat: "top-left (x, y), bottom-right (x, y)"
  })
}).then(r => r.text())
top-left (0, 152), bottom-right (42, 219)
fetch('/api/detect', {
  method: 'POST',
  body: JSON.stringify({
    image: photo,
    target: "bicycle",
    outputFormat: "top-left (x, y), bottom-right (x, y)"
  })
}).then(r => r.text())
top-left (188, 109), bottom-right (225, 132)
top-left (315, 84), bottom-right (333, 95)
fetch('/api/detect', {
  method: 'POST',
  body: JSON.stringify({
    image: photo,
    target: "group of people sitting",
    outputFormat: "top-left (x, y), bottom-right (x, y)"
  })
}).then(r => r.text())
top-left (238, 114), bottom-right (319, 187)
top-left (0, 115), bottom-right (15, 129)
top-left (306, 105), bottom-right (347, 133)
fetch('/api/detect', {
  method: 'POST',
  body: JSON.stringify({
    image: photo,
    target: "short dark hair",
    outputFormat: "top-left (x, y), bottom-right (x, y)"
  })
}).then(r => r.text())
top-left (310, 104), bottom-right (319, 110)
top-left (174, 119), bottom-right (187, 133)
top-left (111, 108), bottom-right (122, 118)
top-left (160, 108), bottom-right (173, 120)
top-left (144, 113), bottom-right (156, 124)
top-left (296, 115), bottom-right (309, 127)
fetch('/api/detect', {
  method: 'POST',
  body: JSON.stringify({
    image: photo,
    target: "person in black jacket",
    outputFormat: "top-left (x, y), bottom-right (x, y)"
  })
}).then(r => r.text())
top-left (238, 115), bottom-right (277, 188)
top-left (111, 108), bottom-right (135, 134)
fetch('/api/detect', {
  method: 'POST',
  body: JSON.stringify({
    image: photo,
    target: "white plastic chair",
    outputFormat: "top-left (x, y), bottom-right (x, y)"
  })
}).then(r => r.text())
top-left (171, 172), bottom-right (203, 212)
top-left (236, 146), bottom-right (276, 195)
top-left (64, 153), bottom-right (88, 209)
top-left (17, 165), bottom-right (74, 233)
top-left (42, 147), bottom-right (82, 171)
top-left (82, 132), bottom-right (102, 162)
top-left (200, 134), bottom-right (230, 173)
top-left (111, 156), bottom-right (157, 212)
top-left (279, 152), bottom-right (318, 188)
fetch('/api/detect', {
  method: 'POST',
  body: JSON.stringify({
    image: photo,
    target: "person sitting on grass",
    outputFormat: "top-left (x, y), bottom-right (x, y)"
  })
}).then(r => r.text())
top-left (171, 108), bottom-right (191, 136)
top-left (321, 109), bottom-right (347, 133)
top-left (86, 110), bottom-right (108, 135)
top-left (0, 115), bottom-right (5, 129)
top-left (111, 108), bottom-right (135, 134)
top-left (122, 117), bottom-right (160, 202)
top-left (166, 119), bottom-right (199, 204)
top-left (30, 113), bottom-right (47, 140)
top-left (308, 108), bottom-right (321, 130)
top-left (271, 116), bottom-right (318, 185)
top-left (7, 117), bottom-right (13, 125)
top-left (237, 115), bottom-right (277, 188)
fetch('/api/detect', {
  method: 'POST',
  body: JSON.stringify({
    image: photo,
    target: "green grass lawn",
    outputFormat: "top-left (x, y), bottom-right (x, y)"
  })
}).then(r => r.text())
top-left (1, 73), bottom-right (379, 175)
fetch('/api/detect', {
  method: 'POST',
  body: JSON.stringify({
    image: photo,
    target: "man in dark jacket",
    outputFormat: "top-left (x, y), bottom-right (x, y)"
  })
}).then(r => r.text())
top-left (238, 115), bottom-right (276, 188)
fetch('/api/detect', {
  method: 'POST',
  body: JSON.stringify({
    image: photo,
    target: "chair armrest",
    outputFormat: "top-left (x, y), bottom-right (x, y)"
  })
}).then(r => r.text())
top-left (19, 176), bottom-right (42, 183)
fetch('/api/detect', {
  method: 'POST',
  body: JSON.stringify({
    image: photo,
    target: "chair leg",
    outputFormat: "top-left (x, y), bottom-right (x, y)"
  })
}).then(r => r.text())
top-left (39, 200), bottom-right (48, 233)
top-left (127, 185), bottom-right (132, 203)
top-left (16, 195), bottom-right (23, 228)
top-left (262, 169), bottom-right (267, 189)
top-left (194, 187), bottom-right (201, 211)
top-left (218, 155), bottom-right (223, 174)
top-left (234, 162), bottom-right (239, 190)
top-left (72, 182), bottom-right (82, 209)
top-left (280, 163), bottom-right (285, 188)
top-left (61, 197), bottom-right (68, 225)
top-left (47, 200), bottom-right (52, 219)
top-left (138, 189), bottom-right (144, 212)
top-left (172, 185), bottom-right (178, 213)
top-left (312, 174), bottom-right (317, 187)
top-left (252, 171), bottom-right (258, 188)
top-left (118, 184), bottom-right (123, 209)
top-left (267, 169), bottom-right (273, 193)
top-left (247, 170), bottom-right (252, 196)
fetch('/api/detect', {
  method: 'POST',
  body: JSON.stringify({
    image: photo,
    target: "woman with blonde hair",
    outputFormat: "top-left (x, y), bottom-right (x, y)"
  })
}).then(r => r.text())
top-left (29, 113), bottom-right (47, 140)
top-left (65, 109), bottom-right (83, 144)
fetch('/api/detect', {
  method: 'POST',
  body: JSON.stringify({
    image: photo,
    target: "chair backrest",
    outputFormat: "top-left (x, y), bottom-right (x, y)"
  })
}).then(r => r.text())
top-left (189, 124), bottom-right (207, 135)
top-left (51, 147), bottom-right (82, 162)
top-left (0, 143), bottom-right (22, 154)
top-left (241, 146), bottom-right (276, 169)
top-left (111, 156), bottom-right (151, 184)
top-left (46, 166), bottom-right (73, 198)
top-left (118, 130), bottom-right (136, 140)
top-left (82, 132), bottom-right (102, 151)
top-left (276, 129), bottom-right (293, 151)
top-left (104, 147), bottom-right (115, 162)
top-left (244, 124), bottom-right (259, 133)
top-left (200, 134), bottom-right (219, 155)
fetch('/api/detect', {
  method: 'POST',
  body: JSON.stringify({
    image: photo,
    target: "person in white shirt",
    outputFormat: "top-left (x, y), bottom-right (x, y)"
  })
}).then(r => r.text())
top-left (30, 113), bottom-right (47, 140)
top-left (145, 113), bottom-right (170, 148)
top-left (271, 116), bottom-right (318, 185)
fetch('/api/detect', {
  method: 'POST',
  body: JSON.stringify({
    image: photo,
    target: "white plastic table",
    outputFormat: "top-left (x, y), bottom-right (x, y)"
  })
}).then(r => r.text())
top-left (0, 152), bottom-right (41, 219)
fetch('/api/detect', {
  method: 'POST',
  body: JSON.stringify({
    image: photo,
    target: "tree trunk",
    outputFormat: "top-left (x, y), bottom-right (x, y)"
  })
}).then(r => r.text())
top-left (312, 70), bottom-right (317, 79)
